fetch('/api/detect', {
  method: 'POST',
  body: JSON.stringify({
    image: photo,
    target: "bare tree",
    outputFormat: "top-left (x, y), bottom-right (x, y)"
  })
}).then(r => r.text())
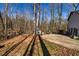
top-left (33, 3), bottom-right (37, 34)
top-left (4, 3), bottom-right (8, 39)
top-left (0, 12), bottom-right (5, 32)
top-left (50, 4), bottom-right (54, 21)
top-left (58, 3), bottom-right (63, 31)
top-left (10, 7), bottom-right (13, 30)
top-left (58, 3), bottom-right (62, 24)
top-left (38, 3), bottom-right (41, 28)
top-left (72, 3), bottom-right (79, 11)
top-left (49, 4), bottom-right (55, 33)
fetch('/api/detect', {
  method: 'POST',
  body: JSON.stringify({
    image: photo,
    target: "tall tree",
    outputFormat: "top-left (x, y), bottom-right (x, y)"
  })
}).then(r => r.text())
top-left (0, 12), bottom-right (5, 32)
top-left (49, 3), bottom-right (55, 33)
top-left (10, 7), bottom-right (13, 30)
top-left (4, 3), bottom-right (8, 39)
top-left (33, 3), bottom-right (37, 34)
top-left (58, 3), bottom-right (63, 30)
top-left (38, 3), bottom-right (40, 28)
top-left (72, 3), bottom-right (79, 11)
top-left (50, 4), bottom-right (54, 21)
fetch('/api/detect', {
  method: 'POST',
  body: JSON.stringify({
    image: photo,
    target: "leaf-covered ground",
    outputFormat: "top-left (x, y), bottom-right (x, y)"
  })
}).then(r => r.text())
top-left (0, 34), bottom-right (79, 56)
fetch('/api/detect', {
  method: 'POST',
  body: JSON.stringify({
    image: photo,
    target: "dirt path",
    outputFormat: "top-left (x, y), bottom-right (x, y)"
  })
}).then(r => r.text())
top-left (41, 34), bottom-right (79, 50)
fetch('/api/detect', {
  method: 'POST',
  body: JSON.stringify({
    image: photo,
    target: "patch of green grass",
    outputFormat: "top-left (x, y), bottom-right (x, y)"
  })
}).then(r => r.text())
top-left (44, 40), bottom-right (57, 50)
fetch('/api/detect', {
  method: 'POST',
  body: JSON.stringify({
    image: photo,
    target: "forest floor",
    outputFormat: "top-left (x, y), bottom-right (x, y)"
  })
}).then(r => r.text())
top-left (0, 34), bottom-right (79, 56)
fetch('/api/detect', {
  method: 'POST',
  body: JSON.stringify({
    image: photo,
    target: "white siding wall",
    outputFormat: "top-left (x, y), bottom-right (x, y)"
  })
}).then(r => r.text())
top-left (68, 13), bottom-right (79, 36)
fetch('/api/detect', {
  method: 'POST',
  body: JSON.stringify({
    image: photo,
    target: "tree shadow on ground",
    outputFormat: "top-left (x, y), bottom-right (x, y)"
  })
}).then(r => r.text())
top-left (0, 45), bottom-right (4, 48)
top-left (38, 35), bottom-right (51, 56)
top-left (28, 36), bottom-right (36, 56)
top-left (23, 35), bottom-right (36, 56)
top-left (2, 34), bottom-right (31, 56)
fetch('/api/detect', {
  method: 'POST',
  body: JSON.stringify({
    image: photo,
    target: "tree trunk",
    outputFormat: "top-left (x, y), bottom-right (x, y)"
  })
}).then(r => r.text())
top-left (4, 3), bottom-right (8, 40)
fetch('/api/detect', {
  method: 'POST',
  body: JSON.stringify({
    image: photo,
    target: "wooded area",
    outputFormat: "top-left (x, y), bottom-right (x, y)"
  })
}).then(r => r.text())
top-left (0, 3), bottom-right (79, 40)
top-left (0, 3), bottom-right (79, 56)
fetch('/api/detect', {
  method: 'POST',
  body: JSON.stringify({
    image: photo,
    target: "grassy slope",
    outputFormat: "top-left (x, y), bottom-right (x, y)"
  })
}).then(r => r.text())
top-left (43, 39), bottom-right (79, 56)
